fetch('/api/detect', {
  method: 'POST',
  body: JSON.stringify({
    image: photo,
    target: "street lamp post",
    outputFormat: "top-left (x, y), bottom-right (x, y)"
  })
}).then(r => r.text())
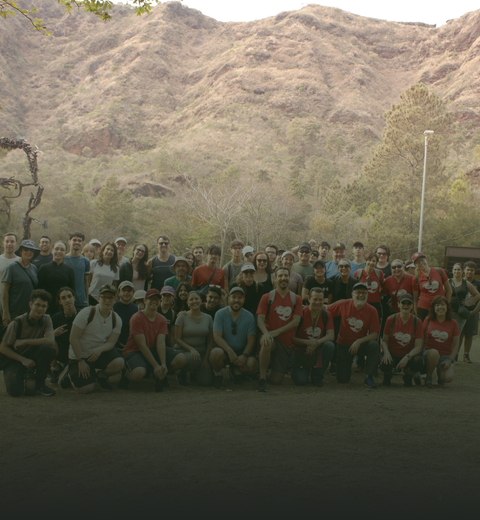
top-left (418, 130), bottom-right (434, 251)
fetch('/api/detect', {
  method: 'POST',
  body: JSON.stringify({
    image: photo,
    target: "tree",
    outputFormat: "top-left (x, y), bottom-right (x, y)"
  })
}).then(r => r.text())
top-left (362, 83), bottom-right (453, 253)
top-left (0, 0), bottom-right (159, 34)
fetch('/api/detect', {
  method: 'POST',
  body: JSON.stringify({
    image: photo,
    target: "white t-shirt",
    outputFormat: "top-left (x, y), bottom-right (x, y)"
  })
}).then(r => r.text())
top-left (0, 254), bottom-right (19, 311)
top-left (89, 260), bottom-right (120, 299)
top-left (68, 306), bottom-right (122, 359)
top-left (118, 256), bottom-right (130, 266)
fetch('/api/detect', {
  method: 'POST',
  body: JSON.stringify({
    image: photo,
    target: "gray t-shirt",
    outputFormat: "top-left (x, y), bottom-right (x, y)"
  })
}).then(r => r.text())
top-left (0, 254), bottom-right (19, 312)
top-left (64, 255), bottom-right (90, 308)
top-left (3, 312), bottom-right (53, 352)
top-left (174, 312), bottom-right (213, 356)
top-left (1, 261), bottom-right (38, 318)
top-left (223, 261), bottom-right (244, 287)
top-left (292, 262), bottom-right (314, 281)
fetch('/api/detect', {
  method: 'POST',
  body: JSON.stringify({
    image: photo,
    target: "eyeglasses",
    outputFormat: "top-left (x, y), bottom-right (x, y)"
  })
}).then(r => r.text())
top-left (257, 259), bottom-right (268, 263)
top-left (100, 295), bottom-right (115, 302)
top-left (243, 270), bottom-right (255, 275)
top-left (159, 242), bottom-right (169, 246)
top-left (338, 265), bottom-right (350, 269)
top-left (400, 301), bottom-right (413, 306)
top-left (231, 322), bottom-right (237, 335)
top-left (299, 250), bottom-right (310, 254)
top-left (377, 252), bottom-right (387, 256)
top-left (392, 265), bottom-right (403, 270)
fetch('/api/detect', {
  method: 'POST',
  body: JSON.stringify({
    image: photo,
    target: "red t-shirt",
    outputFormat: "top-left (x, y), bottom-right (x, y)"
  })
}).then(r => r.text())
top-left (190, 264), bottom-right (225, 290)
top-left (383, 313), bottom-right (423, 357)
top-left (294, 307), bottom-right (334, 347)
top-left (257, 291), bottom-right (303, 348)
top-left (353, 269), bottom-right (384, 303)
top-left (328, 299), bottom-right (381, 346)
top-left (413, 268), bottom-right (448, 310)
top-left (123, 311), bottom-right (168, 356)
top-left (382, 274), bottom-right (415, 313)
top-left (423, 318), bottom-right (459, 356)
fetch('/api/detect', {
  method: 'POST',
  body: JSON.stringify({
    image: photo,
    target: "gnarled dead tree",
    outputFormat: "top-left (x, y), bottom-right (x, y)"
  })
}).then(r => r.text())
top-left (0, 137), bottom-right (44, 239)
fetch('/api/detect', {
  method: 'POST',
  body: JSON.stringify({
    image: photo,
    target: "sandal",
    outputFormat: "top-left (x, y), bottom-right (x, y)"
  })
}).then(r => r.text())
top-left (464, 353), bottom-right (472, 364)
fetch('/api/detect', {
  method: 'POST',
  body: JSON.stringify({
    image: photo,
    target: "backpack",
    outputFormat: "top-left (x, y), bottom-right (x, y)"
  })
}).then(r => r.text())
top-left (355, 268), bottom-right (383, 285)
top-left (0, 317), bottom-right (29, 371)
top-left (87, 306), bottom-right (117, 329)
top-left (415, 267), bottom-right (444, 289)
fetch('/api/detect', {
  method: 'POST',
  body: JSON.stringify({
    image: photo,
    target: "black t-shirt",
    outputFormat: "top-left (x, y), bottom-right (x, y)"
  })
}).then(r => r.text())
top-left (32, 253), bottom-right (53, 269)
top-left (303, 276), bottom-right (332, 300)
top-left (378, 264), bottom-right (392, 279)
top-left (52, 310), bottom-right (79, 364)
top-left (113, 301), bottom-right (138, 347)
top-left (230, 281), bottom-right (265, 315)
top-left (466, 278), bottom-right (480, 310)
top-left (201, 303), bottom-right (221, 319)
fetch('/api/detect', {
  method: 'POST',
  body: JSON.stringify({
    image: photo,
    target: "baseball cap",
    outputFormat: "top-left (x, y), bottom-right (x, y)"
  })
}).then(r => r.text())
top-left (118, 281), bottom-right (134, 290)
top-left (160, 286), bottom-right (175, 296)
top-left (115, 237), bottom-right (127, 244)
top-left (89, 239), bottom-right (101, 246)
top-left (241, 263), bottom-right (256, 273)
top-left (99, 284), bottom-right (117, 296)
top-left (145, 288), bottom-right (161, 299)
top-left (399, 293), bottom-right (414, 303)
top-left (333, 242), bottom-right (346, 250)
top-left (412, 252), bottom-right (426, 264)
top-left (229, 287), bottom-right (245, 296)
top-left (242, 246), bottom-right (255, 255)
top-left (352, 282), bottom-right (369, 291)
top-left (299, 242), bottom-right (312, 251)
top-left (353, 241), bottom-right (364, 248)
top-left (281, 251), bottom-right (295, 260)
top-left (133, 290), bottom-right (146, 300)
top-left (313, 259), bottom-right (326, 268)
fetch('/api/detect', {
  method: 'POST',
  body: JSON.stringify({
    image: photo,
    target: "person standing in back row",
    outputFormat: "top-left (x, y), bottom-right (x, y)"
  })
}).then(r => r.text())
top-left (32, 236), bottom-right (53, 269)
top-left (148, 235), bottom-right (175, 291)
top-left (0, 233), bottom-right (19, 317)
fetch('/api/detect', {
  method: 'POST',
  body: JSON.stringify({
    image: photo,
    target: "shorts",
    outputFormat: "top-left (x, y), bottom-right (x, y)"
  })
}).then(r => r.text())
top-left (68, 349), bottom-right (122, 388)
top-left (124, 347), bottom-right (179, 374)
top-left (463, 312), bottom-right (479, 336)
top-left (269, 338), bottom-right (293, 374)
top-left (210, 347), bottom-right (256, 367)
top-left (422, 349), bottom-right (454, 370)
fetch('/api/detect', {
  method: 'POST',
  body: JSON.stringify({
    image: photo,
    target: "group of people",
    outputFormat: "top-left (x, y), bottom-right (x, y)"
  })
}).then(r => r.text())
top-left (0, 232), bottom-right (477, 396)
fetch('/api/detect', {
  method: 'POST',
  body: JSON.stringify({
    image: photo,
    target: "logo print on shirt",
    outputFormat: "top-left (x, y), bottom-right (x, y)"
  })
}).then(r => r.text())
top-left (347, 317), bottom-right (363, 333)
top-left (393, 332), bottom-right (411, 346)
top-left (275, 305), bottom-right (292, 321)
top-left (395, 289), bottom-right (407, 297)
top-left (431, 330), bottom-right (448, 343)
top-left (424, 280), bottom-right (439, 293)
top-left (367, 281), bottom-right (378, 294)
top-left (305, 326), bottom-right (322, 339)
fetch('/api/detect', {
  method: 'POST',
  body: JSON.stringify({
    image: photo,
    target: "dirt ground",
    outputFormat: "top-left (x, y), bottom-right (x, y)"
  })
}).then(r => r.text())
top-left (1, 342), bottom-right (479, 520)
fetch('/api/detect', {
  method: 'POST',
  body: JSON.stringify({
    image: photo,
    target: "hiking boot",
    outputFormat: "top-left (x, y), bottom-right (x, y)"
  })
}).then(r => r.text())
top-left (257, 378), bottom-right (267, 393)
top-left (403, 375), bottom-right (413, 387)
top-left (37, 384), bottom-right (56, 397)
top-left (364, 375), bottom-right (377, 389)
top-left (425, 377), bottom-right (434, 389)
top-left (155, 378), bottom-right (164, 393)
top-left (213, 375), bottom-right (223, 389)
top-left (329, 363), bottom-right (337, 376)
top-left (96, 372), bottom-right (112, 391)
top-left (59, 366), bottom-right (72, 390)
top-left (230, 367), bottom-right (243, 386)
top-left (118, 370), bottom-right (129, 390)
top-left (413, 373), bottom-right (422, 386)
top-left (50, 368), bottom-right (61, 384)
top-left (25, 368), bottom-right (36, 396)
top-left (382, 374), bottom-right (392, 386)
top-left (176, 373), bottom-right (188, 386)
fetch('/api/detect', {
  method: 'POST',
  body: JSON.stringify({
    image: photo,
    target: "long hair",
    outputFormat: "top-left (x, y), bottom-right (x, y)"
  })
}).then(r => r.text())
top-left (253, 251), bottom-right (272, 274)
top-left (97, 242), bottom-right (119, 273)
top-left (173, 282), bottom-right (193, 314)
top-left (428, 295), bottom-right (453, 321)
top-left (131, 243), bottom-right (150, 280)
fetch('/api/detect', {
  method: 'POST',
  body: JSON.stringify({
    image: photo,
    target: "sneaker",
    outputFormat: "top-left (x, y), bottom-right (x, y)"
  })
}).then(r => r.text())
top-left (155, 378), bottom-right (164, 393)
top-left (257, 378), bottom-right (267, 392)
top-left (96, 373), bottom-right (112, 391)
top-left (37, 384), bottom-right (56, 397)
top-left (413, 373), bottom-right (422, 386)
top-left (59, 366), bottom-right (72, 390)
top-left (329, 363), bottom-right (337, 376)
top-left (437, 376), bottom-right (446, 387)
top-left (393, 367), bottom-right (403, 376)
top-left (403, 375), bottom-right (413, 387)
top-left (162, 377), bottom-right (170, 387)
top-left (382, 374), bottom-right (392, 386)
top-left (230, 367), bottom-right (243, 386)
top-left (50, 368), bottom-right (61, 384)
top-left (364, 375), bottom-right (377, 389)
top-left (176, 373), bottom-right (188, 386)
top-left (118, 370), bottom-right (129, 390)
top-left (425, 377), bottom-right (434, 389)
top-left (213, 375), bottom-right (223, 389)
top-left (189, 371), bottom-right (196, 383)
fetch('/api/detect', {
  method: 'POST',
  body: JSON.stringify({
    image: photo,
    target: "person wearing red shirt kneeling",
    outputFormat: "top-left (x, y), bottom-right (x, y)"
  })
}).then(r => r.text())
top-left (423, 296), bottom-right (460, 389)
top-left (328, 282), bottom-right (381, 388)
top-left (380, 293), bottom-right (424, 387)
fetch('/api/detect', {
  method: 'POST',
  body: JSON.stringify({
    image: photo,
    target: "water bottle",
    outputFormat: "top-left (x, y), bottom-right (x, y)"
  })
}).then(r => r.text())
top-left (25, 367), bottom-right (36, 396)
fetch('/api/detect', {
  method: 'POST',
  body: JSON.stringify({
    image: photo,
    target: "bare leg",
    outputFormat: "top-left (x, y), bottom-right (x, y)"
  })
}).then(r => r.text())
top-left (126, 367), bottom-right (146, 382)
top-left (268, 369), bottom-right (285, 385)
top-left (259, 341), bottom-right (272, 380)
top-left (424, 350), bottom-right (439, 378)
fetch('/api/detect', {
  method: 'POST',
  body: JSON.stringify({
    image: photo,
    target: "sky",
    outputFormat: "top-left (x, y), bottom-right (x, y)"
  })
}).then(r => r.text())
top-left (121, 1), bottom-right (479, 28)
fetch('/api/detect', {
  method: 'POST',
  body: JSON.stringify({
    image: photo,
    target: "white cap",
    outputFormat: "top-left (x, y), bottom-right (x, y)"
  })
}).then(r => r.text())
top-left (115, 237), bottom-right (127, 244)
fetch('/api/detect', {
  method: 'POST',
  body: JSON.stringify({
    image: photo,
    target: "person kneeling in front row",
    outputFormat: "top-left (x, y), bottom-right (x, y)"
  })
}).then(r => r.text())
top-left (380, 293), bottom-right (424, 387)
top-left (0, 289), bottom-right (56, 397)
top-left (60, 284), bottom-right (124, 393)
top-left (210, 287), bottom-right (258, 388)
top-left (291, 288), bottom-right (335, 387)
top-left (118, 289), bottom-right (187, 392)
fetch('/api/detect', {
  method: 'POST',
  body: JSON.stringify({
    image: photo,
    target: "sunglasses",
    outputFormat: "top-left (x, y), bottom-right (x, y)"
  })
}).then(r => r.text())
top-left (257, 259), bottom-right (268, 263)
top-left (159, 242), bottom-right (169, 246)
top-left (338, 265), bottom-right (350, 269)
top-left (392, 265), bottom-right (403, 270)
top-left (299, 250), bottom-right (310, 254)
top-left (231, 322), bottom-right (237, 335)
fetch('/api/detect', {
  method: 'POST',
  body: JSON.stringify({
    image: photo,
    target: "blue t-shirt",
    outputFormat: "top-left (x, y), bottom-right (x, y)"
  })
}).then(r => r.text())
top-left (164, 275), bottom-right (191, 291)
top-left (64, 255), bottom-right (90, 308)
top-left (213, 307), bottom-right (256, 353)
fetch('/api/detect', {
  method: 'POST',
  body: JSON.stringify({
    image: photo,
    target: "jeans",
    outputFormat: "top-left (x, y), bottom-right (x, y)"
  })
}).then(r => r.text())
top-left (336, 340), bottom-right (379, 383)
top-left (3, 343), bottom-right (56, 397)
top-left (291, 341), bottom-right (335, 386)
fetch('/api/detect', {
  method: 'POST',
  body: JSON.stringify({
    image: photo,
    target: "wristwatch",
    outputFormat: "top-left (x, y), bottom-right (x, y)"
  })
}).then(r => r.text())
top-left (406, 354), bottom-right (412, 360)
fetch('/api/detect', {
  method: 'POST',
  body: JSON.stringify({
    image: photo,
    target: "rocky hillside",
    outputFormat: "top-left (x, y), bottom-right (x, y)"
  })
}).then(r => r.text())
top-left (1, 1), bottom-right (480, 190)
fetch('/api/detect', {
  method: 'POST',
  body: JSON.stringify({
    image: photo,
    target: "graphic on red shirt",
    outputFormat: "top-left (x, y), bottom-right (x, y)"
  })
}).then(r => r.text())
top-left (384, 314), bottom-right (423, 356)
top-left (328, 299), bottom-right (380, 346)
top-left (414, 269), bottom-right (448, 310)
top-left (295, 308), bottom-right (334, 343)
top-left (382, 274), bottom-right (414, 313)
top-left (257, 291), bottom-right (303, 348)
top-left (423, 318), bottom-right (459, 356)
top-left (353, 269), bottom-right (384, 303)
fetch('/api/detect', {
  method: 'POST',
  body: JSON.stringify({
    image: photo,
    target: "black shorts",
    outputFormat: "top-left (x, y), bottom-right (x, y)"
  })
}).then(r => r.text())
top-left (68, 349), bottom-right (122, 388)
top-left (211, 347), bottom-right (255, 368)
top-left (463, 312), bottom-right (479, 336)
top-left (124, 347), bottom-right (179, 374)
top-left (269, 338), bottom-right (293, 374)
